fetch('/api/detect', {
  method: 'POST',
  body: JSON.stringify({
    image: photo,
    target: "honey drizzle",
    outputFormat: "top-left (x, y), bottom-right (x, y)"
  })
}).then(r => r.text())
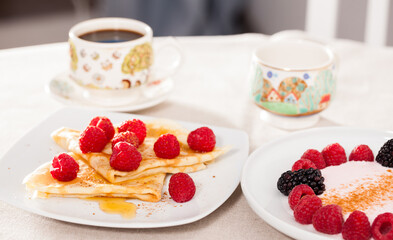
top-left (320, 169), bottom-right (393, 214)
top-left (85, 197), bottom-right (136, 219)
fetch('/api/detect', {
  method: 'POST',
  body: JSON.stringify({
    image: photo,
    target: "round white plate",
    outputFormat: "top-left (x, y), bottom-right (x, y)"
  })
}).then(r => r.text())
top-left (241, 127), bottom-right (393, 240)
top-left (45, 72), bottom-right (174, 112)
top-left (0, 107), bottom-right (248, 228)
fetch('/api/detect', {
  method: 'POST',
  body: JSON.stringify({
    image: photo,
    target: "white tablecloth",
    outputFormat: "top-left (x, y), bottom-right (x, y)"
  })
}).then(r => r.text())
top-left (1, 33), bottom-right (393, 239)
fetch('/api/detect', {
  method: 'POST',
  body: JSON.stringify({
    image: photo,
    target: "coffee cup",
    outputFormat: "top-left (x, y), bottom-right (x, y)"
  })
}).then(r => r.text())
top-left (68, 17), bottom-right (181, 106)
top-left (249, 39), bottom-right (337, 117)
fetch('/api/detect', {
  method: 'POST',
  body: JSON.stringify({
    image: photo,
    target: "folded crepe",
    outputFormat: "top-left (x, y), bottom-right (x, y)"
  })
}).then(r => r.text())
top-left (51, 119), bottom-right (230, 183)
top-left (23, 152), bottom-right (165, 202)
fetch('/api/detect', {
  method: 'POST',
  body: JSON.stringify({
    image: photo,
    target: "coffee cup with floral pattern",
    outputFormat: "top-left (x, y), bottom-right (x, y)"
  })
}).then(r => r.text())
top-left (68, 18), bottom-right (181, 106)
top-left (250, 39), bottom-right (337, 117)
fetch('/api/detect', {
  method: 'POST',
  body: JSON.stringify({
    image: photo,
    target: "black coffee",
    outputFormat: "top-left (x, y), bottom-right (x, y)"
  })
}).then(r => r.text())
top-left (79, 29), bottom-right (143, 43)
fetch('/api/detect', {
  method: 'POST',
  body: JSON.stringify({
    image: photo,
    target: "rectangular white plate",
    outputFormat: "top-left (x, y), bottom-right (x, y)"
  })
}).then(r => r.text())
top-left (0, 107), bottom-right (248, 228)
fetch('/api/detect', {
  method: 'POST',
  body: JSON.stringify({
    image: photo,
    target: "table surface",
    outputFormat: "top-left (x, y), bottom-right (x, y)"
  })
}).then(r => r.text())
top-left (1, 33), bottom-right (393, 240)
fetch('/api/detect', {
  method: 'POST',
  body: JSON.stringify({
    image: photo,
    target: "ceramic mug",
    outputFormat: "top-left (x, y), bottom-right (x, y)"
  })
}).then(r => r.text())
top-left (68, 18), bottom-right (181, 106)
top-left (249, 39), bottom-right (337, 116)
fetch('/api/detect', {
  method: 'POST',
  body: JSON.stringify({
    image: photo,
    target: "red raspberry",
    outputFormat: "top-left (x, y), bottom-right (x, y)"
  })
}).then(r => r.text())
top-left (288, 184), bottom-right (315, 210)
top-left (294, 195), bottom-right (322, 224)
top-left (168, 173), bottom-right (196, 203)
top-left (112, 131), bottom-right (139, 149)
top-left (118, 119), bottom-right (146, 145)
top-left (349, 144), bottom-right (374, 162)
top-left (312, 204), bottom-right (344, 234)
top-left (89, 116), bottom-right (115, 141)
top-left (50, 153), bottom-right (79, 182)
top-left (342, 211), bottom-right (371, 240)
top-left (79, 126), bottom-right (108, 154)
top-left (187, 127), bottom-right (216, 152)
top-left (371, 212), bottom-right (393, 240)
top-left (291, 159), bottom-right (317, 171)
top-left (322, 143), bottom-right (347, 167)
top-left (301, 149), bottom-right (326, 169)
top-left (110, 142), bottom-right (142, 171)
top-left (154, 134), bottom-right (180, 159)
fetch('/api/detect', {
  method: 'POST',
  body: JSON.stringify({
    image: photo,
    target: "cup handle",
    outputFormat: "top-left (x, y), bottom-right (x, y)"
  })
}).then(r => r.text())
top-left (148, 37), bottom-right (183, 83)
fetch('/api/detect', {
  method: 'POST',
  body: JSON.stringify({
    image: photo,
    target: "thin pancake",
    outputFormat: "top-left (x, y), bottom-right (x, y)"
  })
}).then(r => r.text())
top-left (23, 152), bottom-right (165, 202)
top-left (51, 120), bottom-right (230, 183)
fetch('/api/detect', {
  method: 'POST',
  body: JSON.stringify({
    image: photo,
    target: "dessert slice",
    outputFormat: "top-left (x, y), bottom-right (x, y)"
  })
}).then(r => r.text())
top-left (51, 119), bottom-right (229, 183)
top-left (24, 152), bottom-right (166, 202)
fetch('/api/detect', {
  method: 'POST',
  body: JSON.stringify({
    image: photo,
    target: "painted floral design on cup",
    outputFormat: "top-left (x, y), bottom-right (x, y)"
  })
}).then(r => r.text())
top-left (112, 51), bottom-right (121, 59)
top-left (83, 64), bottom-right (91, 72)
top-left (101, 60), bottom-right (113, 71)
top-left (69, 41), bottom-right (78, 71)
top-left (121, 42), bottom-right (153, 75)
top-left (122, 79), bottom-right (131, 88)
top-left (80, 49), bottom-right (86, 58)
top-left (251, 64), bottom-right (335, 116)
top-left (91, 52), bottom-right (100, 60)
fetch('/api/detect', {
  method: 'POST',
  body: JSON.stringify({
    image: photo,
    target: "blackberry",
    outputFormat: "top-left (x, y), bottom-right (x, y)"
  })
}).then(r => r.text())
top-left (277, 168), bottom-right (325, 196)
top-left (376, 139), bottom-right (393, 167)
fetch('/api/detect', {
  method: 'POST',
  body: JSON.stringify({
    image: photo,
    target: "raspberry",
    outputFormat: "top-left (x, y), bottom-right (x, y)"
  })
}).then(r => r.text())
top-left (50, 153), bottom-right (79, 182)
top-left (79, 126), bottom-right (108, 154)
top-left (168, 173), bottom-right (196, 203)
top-left (301, 149), bottom-right (326, 169)
top-left (110, 142), bottom-right (142, 171)
top-left (118, 119), bottom-right (146, 145)
top-left (288, 184), bottom-right (315, 210)
top-left (187, 127), bottom-right (216, 152)
top-left (89, 116), bottom-right (115, 141)
top-left (376, 139), bottom-right (393, 168)
top-left (371, 212), bottom-right (393, 240)
top-left (291, 159), bottom-right (317, 171)
top-left (294, 195), bottom-right (322, 224)
top-left (342, 211), bottom-right (371, 240)
top-left (154, 134), bottom-right (180, 159)
top-left (322, 143), bottom-right (347, 167)
top-left (312, 204), bottom-right (344, 234)
top-left (349, 145), bottom-right (374, 162)
top-left (112, 131), bottom-right (139, 149)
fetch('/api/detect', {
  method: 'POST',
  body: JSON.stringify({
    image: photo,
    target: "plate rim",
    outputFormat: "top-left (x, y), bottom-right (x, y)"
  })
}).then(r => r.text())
top-left (0, 107), bottom-right (249, 228)
top-left (241, 126), bottom-right (393, 239)
top-left (46, 72), bottom-right (174, 112)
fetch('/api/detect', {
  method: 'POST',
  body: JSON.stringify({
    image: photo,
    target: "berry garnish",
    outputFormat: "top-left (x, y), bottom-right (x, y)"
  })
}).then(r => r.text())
top-left (342, 211), bottom-right (371, 240)
top-left (349, 144), bottom-right (374, 162)
top-left (110, 142), bottom-right (142, 171)
top-left (312, 204), bottom-right (344, 235)
top-left (187, 127), bottom-right (216, 152)
top-left (79, 125), bottom-right (108, 154)
top-left (153, 134), bottom-right (180, 159)
top-left (376, 139), bottom-right (393, 168)
top-left (291, 159), bottom-right (317, 171)
top-left (112, 131), bottom-right (139, 149)
top-left (89, 116), bottom-right (115, 141)
top-left (288, 184), bottom-right (315, 210)
top-left (301, 149), bottom-right (326, 169)
top-left (322, 143), bottom-right (347, 167)
top-left (118, 119), bottom-right (147, 145)
top-left (50, 153), bottom-right (79, 182)
top-left (294, 195), bottom-right (322, 224)
top-left (371, 212), bottom-right (393, 240)
top-left (168, 173), bottom-right (196, 203)
top-left (277, 168), bottom-right (325, 196)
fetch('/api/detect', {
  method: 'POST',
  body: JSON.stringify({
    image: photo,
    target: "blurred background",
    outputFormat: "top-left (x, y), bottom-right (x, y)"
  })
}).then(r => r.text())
top-left (1, 0), bottom-right (393, 49)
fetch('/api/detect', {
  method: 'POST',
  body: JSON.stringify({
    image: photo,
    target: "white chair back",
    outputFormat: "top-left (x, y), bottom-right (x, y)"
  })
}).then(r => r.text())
top-left (305, 0), bottom-right (391, 46)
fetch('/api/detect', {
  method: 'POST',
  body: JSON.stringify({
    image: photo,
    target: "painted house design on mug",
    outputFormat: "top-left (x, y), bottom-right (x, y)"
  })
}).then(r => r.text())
top-left (251, 63), bottom-right (336, 115)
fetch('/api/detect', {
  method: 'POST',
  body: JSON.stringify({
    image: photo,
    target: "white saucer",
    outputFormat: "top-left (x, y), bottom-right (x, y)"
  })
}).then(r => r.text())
top-left (46, 72), bottom-right (174, 112)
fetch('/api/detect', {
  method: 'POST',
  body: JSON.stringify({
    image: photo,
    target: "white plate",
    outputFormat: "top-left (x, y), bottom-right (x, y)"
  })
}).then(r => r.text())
top-left (45, 72), bottom-right (174, 112)
top-left (241, 127), bottom-right (393, 240)
top-left (0, 107), bottom-right (248, 228)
